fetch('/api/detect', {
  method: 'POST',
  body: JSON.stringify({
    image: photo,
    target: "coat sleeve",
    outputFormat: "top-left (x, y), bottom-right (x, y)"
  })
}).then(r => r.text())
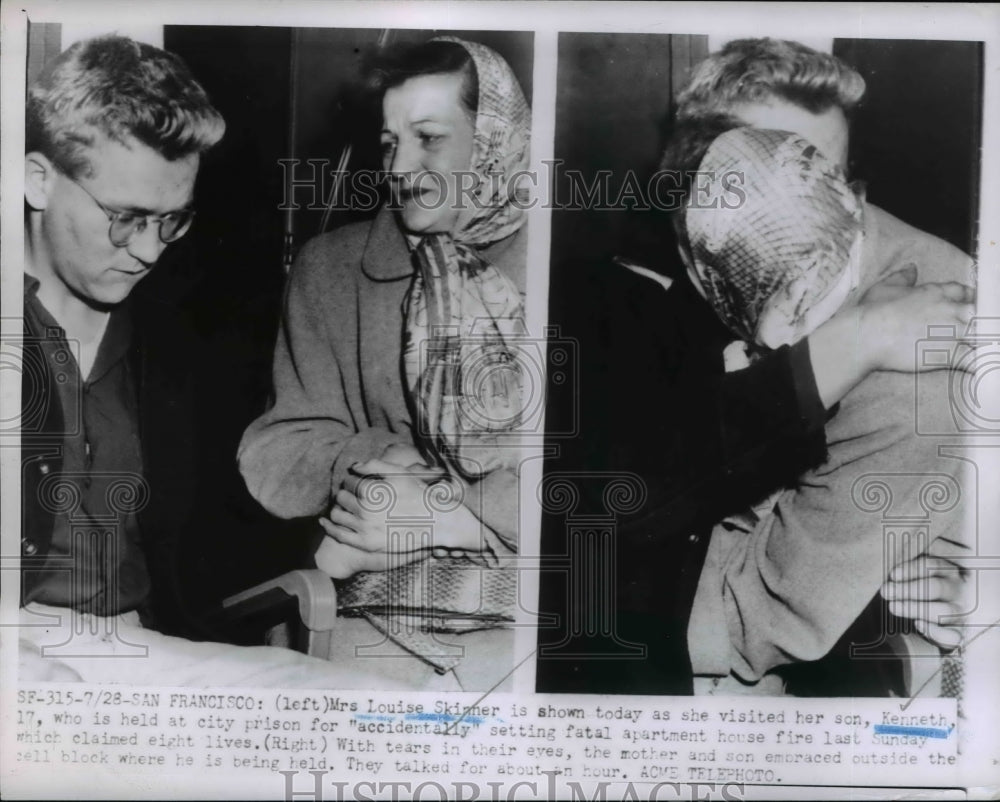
top-left (468, 466), bottom-right (519, 554)
top-left (602, 270), bottom-right (829, 537)
top-left (538, 261), bottom-right (831, 694)
top-left (691, 367), bottom-right (970, 681)
top-left (689, 215), bottom-right (976, 682)
top-left (555, 264), bottom-right (831, 613)
top-left (238, 235), bottom-right (413, 519)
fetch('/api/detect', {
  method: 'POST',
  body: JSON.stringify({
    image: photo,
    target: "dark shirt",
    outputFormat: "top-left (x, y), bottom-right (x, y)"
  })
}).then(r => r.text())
top-left (537, 258), bottom-right (830, 694)
top-left (22, 275), bottom-right (150, 615)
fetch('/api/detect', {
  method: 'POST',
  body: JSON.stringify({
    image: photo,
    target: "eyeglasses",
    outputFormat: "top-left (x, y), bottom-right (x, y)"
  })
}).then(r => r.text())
top-left (62, 172), bottom-right (195, 247)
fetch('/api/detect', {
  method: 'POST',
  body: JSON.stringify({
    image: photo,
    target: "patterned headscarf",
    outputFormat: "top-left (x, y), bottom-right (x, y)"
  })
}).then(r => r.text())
top-left (403, 37), bottom-right (531, 479)
top-left (685, 127), bottom-right (864, 348)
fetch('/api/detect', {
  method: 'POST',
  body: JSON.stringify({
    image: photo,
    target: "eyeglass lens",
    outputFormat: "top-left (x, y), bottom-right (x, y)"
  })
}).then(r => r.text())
top-left (109, 212), bottom-right (194, 247)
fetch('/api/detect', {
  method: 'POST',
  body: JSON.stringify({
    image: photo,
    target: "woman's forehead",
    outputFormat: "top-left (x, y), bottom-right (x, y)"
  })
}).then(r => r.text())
top-left (382, 72), bottom-right (469, 126)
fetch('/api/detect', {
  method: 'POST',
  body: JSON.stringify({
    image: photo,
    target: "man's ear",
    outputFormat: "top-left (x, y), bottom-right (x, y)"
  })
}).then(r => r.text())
top-left (24, 152), bottom-right (55, 211)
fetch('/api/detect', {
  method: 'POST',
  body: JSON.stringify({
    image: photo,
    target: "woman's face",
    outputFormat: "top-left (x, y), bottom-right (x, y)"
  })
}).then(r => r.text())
top-left (381, 72), bottom-right (476, 235)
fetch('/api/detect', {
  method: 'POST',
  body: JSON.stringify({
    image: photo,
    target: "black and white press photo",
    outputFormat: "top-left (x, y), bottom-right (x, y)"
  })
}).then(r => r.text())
top-left (2, 3), bottom-right (999, 801)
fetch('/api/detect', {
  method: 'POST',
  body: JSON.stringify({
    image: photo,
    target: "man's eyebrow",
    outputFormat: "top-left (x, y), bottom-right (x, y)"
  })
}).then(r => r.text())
top-left (115, 201), bottom-right (194, 216)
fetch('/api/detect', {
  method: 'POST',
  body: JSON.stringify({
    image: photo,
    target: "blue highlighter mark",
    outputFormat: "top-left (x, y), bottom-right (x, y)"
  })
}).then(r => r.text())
top-left (354, 713), bottom-right (395, 722)
top-left (873, 724), bottom-right (952, 739)
top-left (405, 712), bottom-right (485, 726)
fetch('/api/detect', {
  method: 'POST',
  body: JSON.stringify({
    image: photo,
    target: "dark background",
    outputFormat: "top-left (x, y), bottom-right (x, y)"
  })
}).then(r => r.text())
top-left (834, 38), bottom-right (982, 255)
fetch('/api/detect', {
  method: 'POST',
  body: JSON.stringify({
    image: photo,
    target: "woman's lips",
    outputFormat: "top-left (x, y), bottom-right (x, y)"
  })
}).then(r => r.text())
top-left (397, 187), bottom-right (431, 203)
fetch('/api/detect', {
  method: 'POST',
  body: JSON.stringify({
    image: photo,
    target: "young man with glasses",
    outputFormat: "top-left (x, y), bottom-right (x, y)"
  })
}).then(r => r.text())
top-left (19, 35), bottom-right (406, 687)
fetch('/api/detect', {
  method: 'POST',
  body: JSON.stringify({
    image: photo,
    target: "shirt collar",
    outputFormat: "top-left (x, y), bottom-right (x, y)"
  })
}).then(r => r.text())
top-left (87, 301), bottom-right (133, 385)
top-left (23, 272), bottom-right (133, 384)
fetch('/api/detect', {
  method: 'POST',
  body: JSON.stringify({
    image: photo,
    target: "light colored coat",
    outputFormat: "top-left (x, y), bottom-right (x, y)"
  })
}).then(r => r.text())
top-left (689, 203), bottom-right (975, 683)
top-left (239, 208), bottom-right (525, 539)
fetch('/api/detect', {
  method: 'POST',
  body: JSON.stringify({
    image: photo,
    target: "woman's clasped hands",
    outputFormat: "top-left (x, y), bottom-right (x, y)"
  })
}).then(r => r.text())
top-left (315, 443), bottom-right (485, 578)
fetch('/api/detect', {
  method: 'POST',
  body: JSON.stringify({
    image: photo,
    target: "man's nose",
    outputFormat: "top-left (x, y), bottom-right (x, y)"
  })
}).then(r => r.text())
top-left (124, 221), bottom-right (168, 266)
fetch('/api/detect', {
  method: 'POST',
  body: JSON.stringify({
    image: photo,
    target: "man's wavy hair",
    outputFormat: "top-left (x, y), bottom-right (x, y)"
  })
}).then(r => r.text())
top-left (676, 38), bottom-right (865, 120)
top-left (26, 35), bottom-right (225, 179)
top-left (660, 39), bottom-right (866, 245)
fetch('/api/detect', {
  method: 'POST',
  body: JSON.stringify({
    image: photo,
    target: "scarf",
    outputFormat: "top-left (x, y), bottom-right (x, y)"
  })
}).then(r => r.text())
top-left (686, 126), bottom-right (864, 348)
top-left (403, 36), bottom-right (531, 479)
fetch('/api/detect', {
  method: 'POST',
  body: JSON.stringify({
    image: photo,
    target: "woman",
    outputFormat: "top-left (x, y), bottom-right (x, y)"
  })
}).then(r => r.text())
top-left (239, 37), bottom-right (530, 690)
